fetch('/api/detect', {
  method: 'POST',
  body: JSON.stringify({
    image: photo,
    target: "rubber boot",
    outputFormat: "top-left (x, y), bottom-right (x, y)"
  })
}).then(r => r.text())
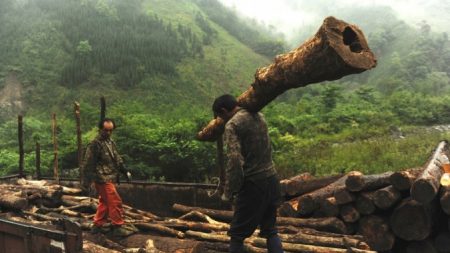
top-left (267, 234), bottom-right (283, 253)
top-left (229, 237), bottom-right (244, 253)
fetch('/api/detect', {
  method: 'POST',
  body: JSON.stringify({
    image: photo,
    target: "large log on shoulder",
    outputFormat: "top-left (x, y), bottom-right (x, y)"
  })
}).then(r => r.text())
top-left (197, 16), bottom-right (376, 141)
top-left (411, 140), bottom-right (448, 203)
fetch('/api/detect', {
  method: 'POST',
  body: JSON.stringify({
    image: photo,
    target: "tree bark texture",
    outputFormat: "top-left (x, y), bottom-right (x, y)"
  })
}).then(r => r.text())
top-left (296, 175), bottom-right (347, 216)
top-left (373, 185), bottom-right (401, 210)
top-left (390, 198), bottom-right (436, 241)
top-left (355, 191), bottom-right (376, 215)
top-left (345, 171), bottom-right (393, 192)
top-left (411, 140), bottom-right (448, 204)
top-left (282, 174), bottom-right (342, 198)
top-left (389, 168), bottom-right (423, 191)
top-left (358, 215), bottom-right (395, 251)
top-left (197, 16), bottom-right (376, 141)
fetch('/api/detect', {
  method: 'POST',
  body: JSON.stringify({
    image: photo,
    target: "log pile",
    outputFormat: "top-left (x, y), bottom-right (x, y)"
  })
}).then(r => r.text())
top-left (0, 178), bottom-right (373, 253)
top-left (1, 140), bottom-right (448, 252)
top-left (276, 140), bottom-right (450, 253)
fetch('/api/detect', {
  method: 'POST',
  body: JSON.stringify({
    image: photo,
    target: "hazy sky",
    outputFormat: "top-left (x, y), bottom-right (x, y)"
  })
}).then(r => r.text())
top-left (218, 0), bottom-right (449, 43)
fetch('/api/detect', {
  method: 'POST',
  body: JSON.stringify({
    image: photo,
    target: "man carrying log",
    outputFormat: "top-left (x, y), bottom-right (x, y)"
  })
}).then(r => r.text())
top-left (213, 94), bottom-right (284, 253)
top-left (82, 118), bottom-right (134, 237)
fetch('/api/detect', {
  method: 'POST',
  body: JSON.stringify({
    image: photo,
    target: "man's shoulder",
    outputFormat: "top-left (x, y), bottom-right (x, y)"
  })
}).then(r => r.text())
top-left (229, 109), bottom-right (264, 124)
top-left (229, 109), bottom-right (249, 122)
top-left (87, 136), bottom-right (103, 148)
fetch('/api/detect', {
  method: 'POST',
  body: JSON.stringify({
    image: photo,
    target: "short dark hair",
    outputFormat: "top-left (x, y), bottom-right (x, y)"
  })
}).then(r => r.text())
top-left (98, 118), bottom-right (116, 129)
top-left (212, 94), bottom-right (237, 115)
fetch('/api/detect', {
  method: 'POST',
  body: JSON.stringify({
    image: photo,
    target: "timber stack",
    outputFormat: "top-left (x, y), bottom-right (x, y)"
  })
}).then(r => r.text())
top-left (0, 177), bottom-right (375, 253)
top-left (0, 140), bottom-right (448, 252)
top-left (278, 140), bottom-right (450, 253)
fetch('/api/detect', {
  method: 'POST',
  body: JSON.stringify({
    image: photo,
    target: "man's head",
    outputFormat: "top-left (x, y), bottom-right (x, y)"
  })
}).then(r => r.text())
top-left (212, 94), bottom-right (238, 121)
top-left (98, 118), bottom-right (116, 138)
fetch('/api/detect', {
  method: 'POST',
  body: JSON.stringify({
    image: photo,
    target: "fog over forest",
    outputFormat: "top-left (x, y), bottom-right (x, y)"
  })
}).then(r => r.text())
top-left (219, 0), bottom-right (450, 45)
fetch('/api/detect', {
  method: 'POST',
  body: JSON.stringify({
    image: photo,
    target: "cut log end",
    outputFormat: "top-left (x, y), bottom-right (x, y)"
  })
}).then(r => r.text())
top-left (411, 178), bottom-right (439, 204)
top-left (322, 16), bottom-right (377, 71)
top-left (390, 199), bottom-right (434, 241)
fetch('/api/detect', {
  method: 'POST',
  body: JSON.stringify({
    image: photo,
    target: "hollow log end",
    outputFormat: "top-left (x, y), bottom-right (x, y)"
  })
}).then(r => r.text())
top-left (321, 16), bottom-right (377, 73)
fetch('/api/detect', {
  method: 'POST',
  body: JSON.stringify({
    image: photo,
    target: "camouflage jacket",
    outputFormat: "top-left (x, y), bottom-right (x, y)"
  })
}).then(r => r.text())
top-left (82, 135), bottom-right (126, 184)
top-left (223, 108), bottom-right (277, 198)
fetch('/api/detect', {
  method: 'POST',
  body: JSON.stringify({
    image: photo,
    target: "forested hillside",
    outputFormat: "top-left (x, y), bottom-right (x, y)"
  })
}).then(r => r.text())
top-left (0, 0), bottom-right (449, 181)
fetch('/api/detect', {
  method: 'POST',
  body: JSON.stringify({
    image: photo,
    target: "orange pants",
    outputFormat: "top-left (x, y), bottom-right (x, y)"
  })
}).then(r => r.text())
top-left (94, 182), bottom-right (124, 226)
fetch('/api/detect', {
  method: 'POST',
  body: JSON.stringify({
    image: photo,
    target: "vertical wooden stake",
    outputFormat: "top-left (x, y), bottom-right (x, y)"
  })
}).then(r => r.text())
top-left (52, 113), bottom-right (59, 184)
top-left (74, 102), bottom-right (83, 182)
top-left (217, 135), bottom-right (225, 195)
top-left (100, 96), bottom-right (106, 123)
top-left (18, 115), bottom-right (24, 178)
top-left (36, 142), bottom-right (41, 180)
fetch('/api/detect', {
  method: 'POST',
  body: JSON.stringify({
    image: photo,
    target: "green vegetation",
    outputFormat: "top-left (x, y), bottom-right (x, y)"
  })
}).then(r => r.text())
top-left (0, 0), bottom-right (449, 181)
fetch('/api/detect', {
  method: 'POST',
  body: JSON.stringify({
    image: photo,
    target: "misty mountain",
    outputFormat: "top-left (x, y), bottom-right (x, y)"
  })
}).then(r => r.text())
top-left (0, 0), bottom-right (449, 180)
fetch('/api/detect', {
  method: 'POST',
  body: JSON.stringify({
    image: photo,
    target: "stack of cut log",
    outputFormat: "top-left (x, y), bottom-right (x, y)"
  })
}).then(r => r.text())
top-left (279, 140), bottom-right (450, 253)
top-left (0, 178), bottom-right (374, 253)
top-left (1, 141), bottom-right (448, 252)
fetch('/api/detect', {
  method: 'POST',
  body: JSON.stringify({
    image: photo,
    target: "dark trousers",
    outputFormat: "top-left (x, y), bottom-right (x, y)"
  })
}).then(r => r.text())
top-left (228, 175), bottom-right (283, 252)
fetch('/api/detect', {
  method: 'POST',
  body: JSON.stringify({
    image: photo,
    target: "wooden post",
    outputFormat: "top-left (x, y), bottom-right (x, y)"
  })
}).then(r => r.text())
top-left (74, 102), bottom-right (82, 182)
top-left (35, 142), bottom-right (41, 180)
top-left (18, 115), bottom-right (24, 178)
top-left (100, 96), bottom-right (106, 122)
top-left (52, 113), bottom-right (59, 184)
top-left (217, 136), bottom-right (225, 195)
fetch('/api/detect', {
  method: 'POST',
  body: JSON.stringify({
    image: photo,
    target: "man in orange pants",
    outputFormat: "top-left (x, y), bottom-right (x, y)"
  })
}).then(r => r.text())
top-left (82, 118), bottom-right (134, 236)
